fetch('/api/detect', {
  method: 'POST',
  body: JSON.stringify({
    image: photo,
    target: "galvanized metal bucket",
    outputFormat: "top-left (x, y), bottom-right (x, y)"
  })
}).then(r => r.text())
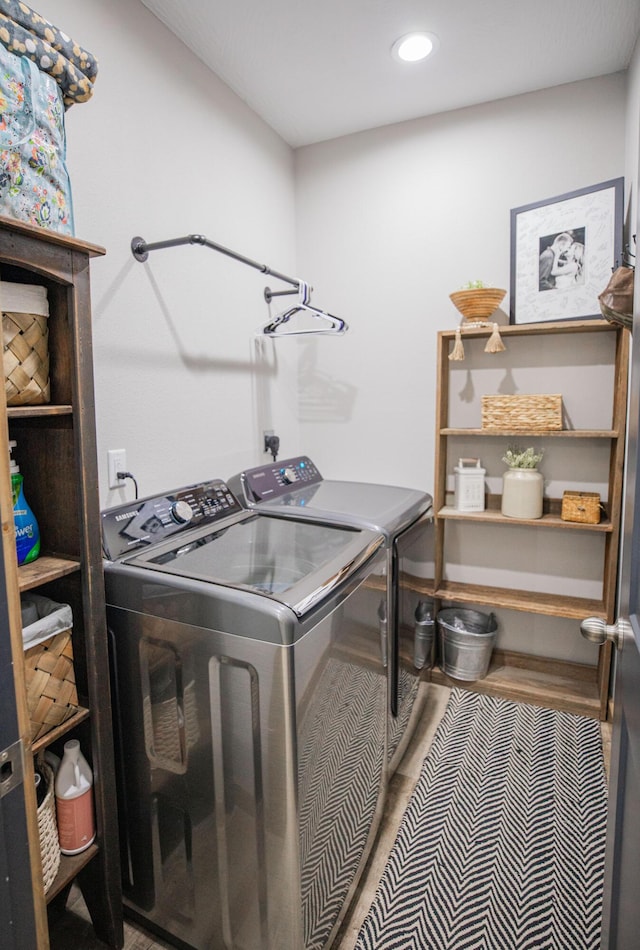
top-left (437, 608), bottom-right (497, 681)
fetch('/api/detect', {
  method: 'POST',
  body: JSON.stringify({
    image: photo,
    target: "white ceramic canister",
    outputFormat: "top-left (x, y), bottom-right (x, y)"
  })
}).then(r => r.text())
top-left (501, 467), bottom-right (544, 519)
top-left (55, 739), bottom-right (96, 855)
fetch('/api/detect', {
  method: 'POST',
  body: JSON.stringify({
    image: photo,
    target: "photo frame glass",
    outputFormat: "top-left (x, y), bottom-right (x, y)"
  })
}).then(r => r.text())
top-left (510, 178), bottom-right (623, 324)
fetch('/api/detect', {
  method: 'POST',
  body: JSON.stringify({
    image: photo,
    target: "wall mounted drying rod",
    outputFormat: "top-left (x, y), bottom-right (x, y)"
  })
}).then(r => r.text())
top-left (131, 233), bottom-right (301, 300)
top-left (130, 232), bottom-right (347, 335)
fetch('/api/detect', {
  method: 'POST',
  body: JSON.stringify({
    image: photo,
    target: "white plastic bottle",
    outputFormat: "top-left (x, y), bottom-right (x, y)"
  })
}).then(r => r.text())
top-left (55, 739), bottom-right (96, 855)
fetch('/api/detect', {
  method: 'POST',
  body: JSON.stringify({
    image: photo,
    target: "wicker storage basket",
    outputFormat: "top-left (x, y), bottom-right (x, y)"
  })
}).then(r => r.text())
top-left (449, 288), bottom-right (506, 323)
top-left (3, 310), bottom-right (50, 405)
top-left (36, 760), bottom-right (60, 894)
top-left (2, 281), bottom-right (50, 406)
top-left (481, 394), bottom-right (563, 430)
top-left (24, 630), bottom-right (79, 741)
top-left (561, 490), bottom-right (602, 524)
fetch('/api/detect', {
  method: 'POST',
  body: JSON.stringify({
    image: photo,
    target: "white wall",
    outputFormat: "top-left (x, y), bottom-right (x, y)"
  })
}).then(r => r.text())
top-left (294, 74), bottom-right (628, 488)
top-left (624, 33), bottom-right (640, 236)
top-left (44, 0), bottom-right (298, 506)
top-left (292, 73), bottom-right (632, 665)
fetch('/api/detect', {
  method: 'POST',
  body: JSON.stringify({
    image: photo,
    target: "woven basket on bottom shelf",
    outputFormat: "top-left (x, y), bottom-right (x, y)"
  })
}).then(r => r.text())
top-left (24, 630), bottom-right (79, 741)
top-left (37, 760), bottom-right (60, 894)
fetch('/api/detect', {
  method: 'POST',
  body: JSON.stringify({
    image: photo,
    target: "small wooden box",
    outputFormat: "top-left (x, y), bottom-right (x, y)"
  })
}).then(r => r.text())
top-left (561, 491), bottom-right (601, 525)
top-left (481, 394), bottom-right (563, 430)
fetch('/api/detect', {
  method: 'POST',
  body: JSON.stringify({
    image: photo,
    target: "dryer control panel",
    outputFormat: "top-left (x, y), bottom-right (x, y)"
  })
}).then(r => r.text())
top-left (240, 455), bottom-right (323, 502)
top-left (101, 479), bottom-right (242, 560)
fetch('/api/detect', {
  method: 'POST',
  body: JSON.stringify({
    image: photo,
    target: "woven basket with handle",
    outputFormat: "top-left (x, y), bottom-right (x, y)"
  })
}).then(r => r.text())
top-left (36, 760), bottom-right (60, 894)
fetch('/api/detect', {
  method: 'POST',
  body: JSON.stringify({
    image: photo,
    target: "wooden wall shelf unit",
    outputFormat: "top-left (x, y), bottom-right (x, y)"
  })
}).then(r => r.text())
top-left (0, 217), bottom-right (123, 947)
top-left (431, 320), bottom-right (629, 720)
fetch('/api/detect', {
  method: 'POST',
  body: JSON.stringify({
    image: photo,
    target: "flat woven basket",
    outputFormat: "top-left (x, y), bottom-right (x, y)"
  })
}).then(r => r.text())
top-left (482, 394), bottom-right (562, 430)
top-left (3, 310), bottom-right (50, 406)
top-left (36, 760), bottom-right (60, 894)
top-left (561, 490), bottom-right (602, 524)
top-left (24, 631), bottom-right (79, 741)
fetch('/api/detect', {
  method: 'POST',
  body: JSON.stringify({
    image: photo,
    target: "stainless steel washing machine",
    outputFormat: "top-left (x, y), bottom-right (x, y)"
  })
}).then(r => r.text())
top-left (228, 457), bottom-right (434, 773)
top-left (102, 479), bottom-right (388, 950)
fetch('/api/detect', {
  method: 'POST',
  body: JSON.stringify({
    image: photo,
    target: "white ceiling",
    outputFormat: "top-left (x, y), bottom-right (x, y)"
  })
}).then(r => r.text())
top-left (141, 0), bottom-right (640, 148)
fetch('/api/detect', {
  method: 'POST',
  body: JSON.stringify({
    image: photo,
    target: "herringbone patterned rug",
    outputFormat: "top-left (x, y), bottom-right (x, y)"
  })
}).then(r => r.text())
top-left (300, 658), bottom-right (386, 950)
top-left (355, 688), bottom-right (608, 950)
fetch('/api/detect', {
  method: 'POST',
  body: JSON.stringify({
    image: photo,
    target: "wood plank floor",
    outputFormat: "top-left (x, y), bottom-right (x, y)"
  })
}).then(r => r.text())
top-left (48, 684), bottom-right (611, 950)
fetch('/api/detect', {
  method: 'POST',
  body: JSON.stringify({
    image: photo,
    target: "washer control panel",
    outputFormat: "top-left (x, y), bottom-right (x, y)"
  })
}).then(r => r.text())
top-left (240, 455), bottom-right (323, 502)
top-left (101, 479), bottom-right (242, 560)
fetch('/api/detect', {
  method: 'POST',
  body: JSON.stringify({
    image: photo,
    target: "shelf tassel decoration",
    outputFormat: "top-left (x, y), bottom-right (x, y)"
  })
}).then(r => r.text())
top-left (448, 321), bottom-right (506, 361)
top-left (449, 326), bottom-right (465, 361)
top-left (484, 322), bottom-right (506, 353)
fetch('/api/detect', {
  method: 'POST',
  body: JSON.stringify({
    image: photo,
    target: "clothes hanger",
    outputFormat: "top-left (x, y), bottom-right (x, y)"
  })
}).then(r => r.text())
top-left (260, 280), bottom-right (348, 336)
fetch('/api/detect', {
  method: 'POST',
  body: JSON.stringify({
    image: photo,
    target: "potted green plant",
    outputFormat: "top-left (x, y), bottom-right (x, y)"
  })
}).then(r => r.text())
top-left (502, 446), bottom-right (543, 469)
top-left (501, 445), bottom-right (544, 519)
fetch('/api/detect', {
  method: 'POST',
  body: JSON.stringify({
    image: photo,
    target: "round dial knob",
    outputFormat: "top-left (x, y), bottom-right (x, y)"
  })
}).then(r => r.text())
top-left (282, 467), bottom-right (298, 484)
top-left (171, 500), bottom-right (194, 524)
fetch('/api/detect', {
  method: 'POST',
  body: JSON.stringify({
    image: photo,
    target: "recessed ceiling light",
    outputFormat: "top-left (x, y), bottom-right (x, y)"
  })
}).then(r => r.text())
top-left (392, 32), bottom-right (439, 63)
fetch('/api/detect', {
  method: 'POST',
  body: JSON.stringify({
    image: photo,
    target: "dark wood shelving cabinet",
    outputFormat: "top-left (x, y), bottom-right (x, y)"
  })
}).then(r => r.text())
top-left (0, 217), bottom-right (122, 948)
top-left (430, 320), bottom-right (629, 720)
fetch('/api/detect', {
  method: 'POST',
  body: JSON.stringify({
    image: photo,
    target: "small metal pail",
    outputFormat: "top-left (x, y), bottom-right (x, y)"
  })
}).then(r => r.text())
top-left (437, 608), bottom-right (497, 681)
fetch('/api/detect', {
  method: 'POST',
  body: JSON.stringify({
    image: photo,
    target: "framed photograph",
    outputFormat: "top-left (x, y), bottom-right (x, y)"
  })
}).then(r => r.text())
top-left (510, 177), bottom-right (624, 324)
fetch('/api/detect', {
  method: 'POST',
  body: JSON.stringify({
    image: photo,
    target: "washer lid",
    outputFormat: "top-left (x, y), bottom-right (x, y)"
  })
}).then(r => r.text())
top-left (257, 480), bottom-right (432, 536)
top-left (228, 457), bottom-right (432, 536)
top-left (124, 513), bottom-right (384, 617)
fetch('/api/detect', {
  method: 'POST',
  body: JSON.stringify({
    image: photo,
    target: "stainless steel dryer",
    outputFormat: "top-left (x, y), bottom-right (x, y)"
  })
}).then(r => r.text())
top-left (102, 479), bottom-right (388, 950)
top-left (228, 457), bottom-right (434, 773)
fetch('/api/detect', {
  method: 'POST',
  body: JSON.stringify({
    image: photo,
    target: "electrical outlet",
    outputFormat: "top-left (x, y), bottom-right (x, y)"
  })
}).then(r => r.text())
top-left (108, 448), bottom-right (127, 489)
top-left (263, 430), bottom-right (280, 461)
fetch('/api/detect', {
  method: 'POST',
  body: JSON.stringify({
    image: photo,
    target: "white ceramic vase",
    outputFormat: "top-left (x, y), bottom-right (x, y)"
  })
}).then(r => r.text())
top-left (501, 467), bottom-right (544, 519)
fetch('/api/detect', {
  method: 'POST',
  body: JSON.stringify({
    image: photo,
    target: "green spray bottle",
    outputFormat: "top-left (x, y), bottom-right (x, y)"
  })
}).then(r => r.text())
top-left (9, 440), bottom-right (40, 565)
